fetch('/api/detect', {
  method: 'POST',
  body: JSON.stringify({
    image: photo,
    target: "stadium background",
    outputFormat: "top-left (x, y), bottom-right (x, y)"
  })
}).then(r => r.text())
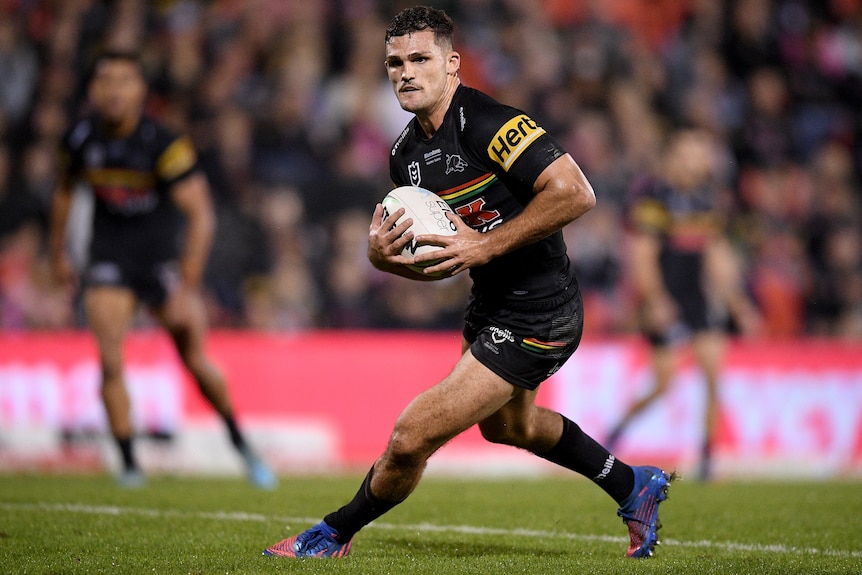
top-left (0, 0), bottom-right (861, 478)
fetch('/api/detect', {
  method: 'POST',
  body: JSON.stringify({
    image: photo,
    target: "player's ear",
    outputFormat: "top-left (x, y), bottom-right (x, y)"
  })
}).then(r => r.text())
top-left (447, 51), bottom-right (460, 75)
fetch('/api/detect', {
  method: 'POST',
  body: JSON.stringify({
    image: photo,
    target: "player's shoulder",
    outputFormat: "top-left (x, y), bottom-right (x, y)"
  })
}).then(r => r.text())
top-left (627, 175), bottom-right (671, 230)
top-left (453, 85), bottom-right (523, 133)
top-left (63, 115), bottom-right (97, 152)
top-left (138, 116), bottom-right (198, 180)
top-left (390, 122), bottom-right (413, 158)
top-left (137, 115), bottom-right (183, 146)
top-left (455, 86), bottom-right (553, 173)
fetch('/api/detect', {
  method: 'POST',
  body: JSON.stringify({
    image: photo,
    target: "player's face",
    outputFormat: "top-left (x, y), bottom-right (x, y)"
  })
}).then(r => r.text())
top-left (89, 60), bottom-right (147, 126)
top-left (384, 30), bottom-right (458, 116)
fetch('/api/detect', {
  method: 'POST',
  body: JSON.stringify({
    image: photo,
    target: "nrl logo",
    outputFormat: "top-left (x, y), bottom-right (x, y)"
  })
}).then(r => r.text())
top-left (409, 161), bottom-right (421, 186)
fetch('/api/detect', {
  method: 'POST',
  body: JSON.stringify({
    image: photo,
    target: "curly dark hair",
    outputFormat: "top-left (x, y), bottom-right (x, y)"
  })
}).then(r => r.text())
top-left (385, 6), bottom-right (454, 49)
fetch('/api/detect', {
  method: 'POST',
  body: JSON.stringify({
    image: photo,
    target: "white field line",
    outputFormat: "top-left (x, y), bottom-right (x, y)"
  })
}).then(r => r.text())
top-left (2, 501), bottom-right (860, 559)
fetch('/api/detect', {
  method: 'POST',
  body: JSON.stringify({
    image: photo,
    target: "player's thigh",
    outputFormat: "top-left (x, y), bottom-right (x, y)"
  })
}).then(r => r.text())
top-left (392, 349), bottom-right (518, 453)
top-left (84, 286), bottom-right (136, 358)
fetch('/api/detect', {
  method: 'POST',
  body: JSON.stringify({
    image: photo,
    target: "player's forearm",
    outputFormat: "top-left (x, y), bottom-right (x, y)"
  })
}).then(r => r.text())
top-left (171, 174), bottom-right (215, 287)
top-left (180, 207), bottom-right (214, 287)
top-left (483, 174), bottom-right (594, 259)
top-left (48, 185), bottom-right (73, 262)
top-left (629, 233), bottom-right (667, 302)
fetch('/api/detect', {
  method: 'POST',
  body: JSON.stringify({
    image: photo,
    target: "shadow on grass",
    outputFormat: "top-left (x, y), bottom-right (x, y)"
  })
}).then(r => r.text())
top-left (372, 533), bottom-right (572, 559)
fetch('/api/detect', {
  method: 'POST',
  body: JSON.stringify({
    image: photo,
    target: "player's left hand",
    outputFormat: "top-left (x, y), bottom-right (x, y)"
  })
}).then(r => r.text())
top-left (161, 282), bottom-right (201, 329)
top-left (413, 212), bottom-right (490, 276)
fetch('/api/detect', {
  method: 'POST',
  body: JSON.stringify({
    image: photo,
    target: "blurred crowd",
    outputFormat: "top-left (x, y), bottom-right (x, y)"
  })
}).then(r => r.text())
top-left (0, 0), bottom-right (860, 338)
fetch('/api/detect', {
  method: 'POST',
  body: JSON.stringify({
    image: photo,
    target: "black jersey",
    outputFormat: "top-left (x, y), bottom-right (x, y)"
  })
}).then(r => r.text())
top-left (389, 85), bottom-right (570, 304)
top-left (628, 175), bottom-right (725, 334)
top-left (62, 115), bottom-right (199, 264)
top-left (628, 175), bottom-right (722, 289)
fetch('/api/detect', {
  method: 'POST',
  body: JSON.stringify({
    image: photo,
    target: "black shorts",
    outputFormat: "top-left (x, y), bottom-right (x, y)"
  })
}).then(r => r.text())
top-left (644, 285), bottom-right (724, 347)
top-left (85, 259), bottom-right (180, 308)
top-left (463, 282), bottom-right (584, 391)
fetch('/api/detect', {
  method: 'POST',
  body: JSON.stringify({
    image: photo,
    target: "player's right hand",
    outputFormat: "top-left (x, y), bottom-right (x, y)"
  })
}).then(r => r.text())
top-left (367, 203), bottom-right (415, 271)
top-left (643, 292), bottom-right (678, 333)
top-left (51, 253), bottom-right (77, 289)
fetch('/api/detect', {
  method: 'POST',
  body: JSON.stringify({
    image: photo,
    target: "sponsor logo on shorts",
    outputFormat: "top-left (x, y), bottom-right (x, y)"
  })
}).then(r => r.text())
top-left (89, 262), bottom-right (122, 284)
top-left (489, 326), bottom-right (515, 345)
top-left (483, 341), bottom-right (500, 355)
top-left (487, 114), bottom-right (546, 171)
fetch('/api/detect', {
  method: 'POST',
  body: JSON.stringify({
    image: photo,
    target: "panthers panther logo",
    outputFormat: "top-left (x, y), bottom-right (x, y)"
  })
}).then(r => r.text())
top-left (445, 154), bottom-right (468, 174)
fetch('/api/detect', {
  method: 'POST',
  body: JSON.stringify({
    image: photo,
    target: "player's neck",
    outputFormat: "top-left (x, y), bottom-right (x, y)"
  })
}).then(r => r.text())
top-left (415, 77), bottom-right (460, 138)
top-left (101, 114), bottom-right (140, 138)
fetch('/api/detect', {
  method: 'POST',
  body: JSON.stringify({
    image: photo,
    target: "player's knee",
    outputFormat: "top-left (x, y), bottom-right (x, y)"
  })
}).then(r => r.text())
top-left (99, 357), bottom-right (124, 385)
top-left (385, 427), bottom-right (435, 467)
top-left (170, 330), bottom-right (205, 372)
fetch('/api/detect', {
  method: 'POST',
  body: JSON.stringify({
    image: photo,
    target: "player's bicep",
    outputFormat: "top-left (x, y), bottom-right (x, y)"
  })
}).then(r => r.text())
top-left (170, 172), bottom-right (211, 217)
top-left (533, 154), bottom-right (595, 199)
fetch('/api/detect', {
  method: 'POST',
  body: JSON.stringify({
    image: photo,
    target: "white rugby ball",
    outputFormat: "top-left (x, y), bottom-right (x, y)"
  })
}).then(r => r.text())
top-left (381, 186), bottom-right (457, 274)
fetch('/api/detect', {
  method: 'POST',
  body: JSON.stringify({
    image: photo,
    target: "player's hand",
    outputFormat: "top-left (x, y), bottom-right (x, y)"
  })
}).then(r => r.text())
top-left (51, 253), bottom-right (77, 289)
top-left (413, 212), bottom-right (489, 277)
top-left (732, 297), bottom-right (765, 338)
top-left (643, 292), bottom-right (678, 333)
top-left (161, 282), bottom-right (199, 328)
top-left (367, 203), bottom-right (417, 271)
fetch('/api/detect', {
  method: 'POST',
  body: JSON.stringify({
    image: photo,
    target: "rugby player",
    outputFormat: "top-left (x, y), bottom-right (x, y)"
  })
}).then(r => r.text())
top-left (264, 6), bottom-right (673, 558)
top-left (606, 128), bottom-right (761, 481)
top-left (49, 50), bottom-right (276, 489)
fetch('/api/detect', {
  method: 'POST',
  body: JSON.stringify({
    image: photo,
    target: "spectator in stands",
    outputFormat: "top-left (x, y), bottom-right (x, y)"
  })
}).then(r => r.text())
top-left (0, 0), bottom-right (858, 336)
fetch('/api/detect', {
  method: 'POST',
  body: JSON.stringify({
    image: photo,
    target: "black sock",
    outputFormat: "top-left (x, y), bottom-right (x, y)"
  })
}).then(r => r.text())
top-left (323, 466), bottom-right (400, 542)
top-left (116, 436), bottom-right (137, 471)
top-left (536, 415), bottom-right (634, 505)
top-left (223, 415), bottom-right (246, 451)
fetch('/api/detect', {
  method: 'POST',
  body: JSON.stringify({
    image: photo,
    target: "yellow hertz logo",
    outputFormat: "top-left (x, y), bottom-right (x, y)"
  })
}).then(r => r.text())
top-left (156, 136), bottom-right (197, 180)
top-left (487, 115), bottom-right (546, 171)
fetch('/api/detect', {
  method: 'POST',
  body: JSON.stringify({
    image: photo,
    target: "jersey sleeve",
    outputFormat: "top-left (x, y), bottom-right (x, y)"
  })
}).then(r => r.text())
top-left (462, 92), bottom-right (565, 189)
top-left (60, 119), bottom-right (91, 181)
top-left (627, 176), bottom-right (670, 235)
top-left (155, 134), bottom-right (198, 186)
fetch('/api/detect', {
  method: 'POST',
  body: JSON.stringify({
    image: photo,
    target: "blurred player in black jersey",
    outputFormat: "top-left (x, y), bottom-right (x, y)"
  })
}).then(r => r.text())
top-left (49, 50), bottom-right (276, 489)
top-left (606, 129), bottom-right (760, 481)
top-left (264, 6), bottom-right (674, 560)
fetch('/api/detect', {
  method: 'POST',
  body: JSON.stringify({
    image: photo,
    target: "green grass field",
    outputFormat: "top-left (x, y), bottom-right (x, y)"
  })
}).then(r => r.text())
top-left (1, 472), bottom-right (860, 574)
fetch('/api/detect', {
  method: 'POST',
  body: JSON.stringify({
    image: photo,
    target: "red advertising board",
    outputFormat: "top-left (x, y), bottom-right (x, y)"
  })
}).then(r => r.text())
top-left (1, 331), bottom-right (861, 478)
